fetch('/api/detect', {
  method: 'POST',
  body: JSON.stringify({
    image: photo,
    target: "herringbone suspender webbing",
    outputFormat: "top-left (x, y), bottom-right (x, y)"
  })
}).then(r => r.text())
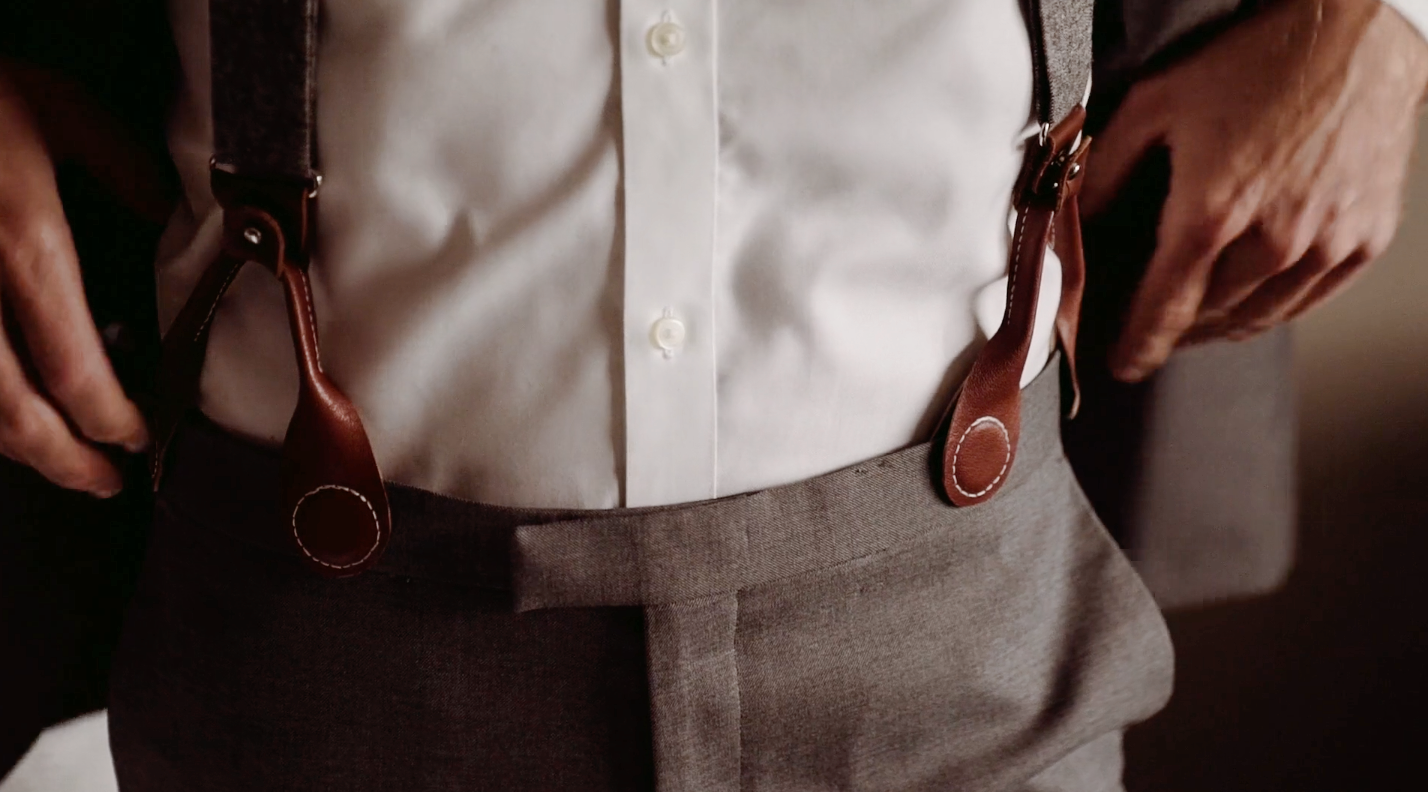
top-left (210, 0), bottom-right (319, 180)
top-left (153, 0), bottom-right (1095, 577)
top-left (1032, 0), bottom-right (1096, 125)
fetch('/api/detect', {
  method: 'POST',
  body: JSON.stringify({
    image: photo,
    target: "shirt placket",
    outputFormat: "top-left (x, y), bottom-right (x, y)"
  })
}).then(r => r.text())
top-left (619, 0), bottom-right (720, 507)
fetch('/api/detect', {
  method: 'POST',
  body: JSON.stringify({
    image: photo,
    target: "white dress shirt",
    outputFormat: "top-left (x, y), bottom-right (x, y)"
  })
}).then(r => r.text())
top-left (156, 0), bottom-right (1427, 510)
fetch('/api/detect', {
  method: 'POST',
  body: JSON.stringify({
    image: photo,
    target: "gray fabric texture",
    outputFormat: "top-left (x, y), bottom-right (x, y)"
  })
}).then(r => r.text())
top-left (108, 361), bottom-right (1173, 791)
top-left (1121, 331), bottom-right (1297, 607)
top-left (209, 0), bottom-right (318, 177)
top-left (1033, 0), bottom-right (1097, 123)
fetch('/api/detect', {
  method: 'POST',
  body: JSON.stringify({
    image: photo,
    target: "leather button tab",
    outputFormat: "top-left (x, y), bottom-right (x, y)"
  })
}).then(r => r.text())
top-left (292, 485), bottom-right (384, 571)
top-left (949, 416), bottom-right (1012, 499)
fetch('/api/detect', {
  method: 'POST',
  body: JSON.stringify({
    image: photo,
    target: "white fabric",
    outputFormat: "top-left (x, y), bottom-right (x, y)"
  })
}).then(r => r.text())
top-left (158, 0), bottom-right (1055, 508)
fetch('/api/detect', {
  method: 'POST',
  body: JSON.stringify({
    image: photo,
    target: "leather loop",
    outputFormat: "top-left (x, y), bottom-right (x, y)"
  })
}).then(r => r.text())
top-left (1054, 189), bottom-right (1088, 418)
top-left (151, 249), bottom-right (247, 487)
top-left (152, 167), bottom-right (392, 578)
top-left (936, 107), bottom-right (1090, 506)
top-left (276, 263), bottom-right (391, 577)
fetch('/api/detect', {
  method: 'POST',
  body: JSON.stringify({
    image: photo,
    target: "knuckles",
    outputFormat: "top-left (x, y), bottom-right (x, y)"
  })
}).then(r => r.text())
top-left (0, 397), bottom-right (99, 491)
top-left (1158, 299), bottom-right (1202, 334)
top-left (0, 217), bottom-right (72, 287)
top-left (1261, 214), bottom-right (1320, 273)
top-left (1179, 212), bottom-right (1242, 262)
top-left (0, 399), bottom-right (50, 460)
top-left (42, 356), bottom-right (101, 410)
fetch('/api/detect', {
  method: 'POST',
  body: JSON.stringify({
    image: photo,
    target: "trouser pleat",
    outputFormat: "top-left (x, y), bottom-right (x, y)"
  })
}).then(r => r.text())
top-left (644, 596), bottom-right (741, 792)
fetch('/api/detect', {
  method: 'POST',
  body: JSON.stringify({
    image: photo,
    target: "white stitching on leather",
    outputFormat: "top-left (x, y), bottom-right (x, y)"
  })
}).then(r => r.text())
top-left (295, 272), bottom-right (324, 370)
top-left (193, 263), bottom-right (245, 343)
top-left (1004, 210), bottom-right (1030, 320)
top-left (950, 416), bottom-right (1011, 499)
top-left (292, 484), bottom-right (382, 570)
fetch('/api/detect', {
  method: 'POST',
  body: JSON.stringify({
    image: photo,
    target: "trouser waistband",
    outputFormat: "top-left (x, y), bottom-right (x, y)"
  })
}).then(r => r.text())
top-left (159, 357), bottom-right (1067, 610)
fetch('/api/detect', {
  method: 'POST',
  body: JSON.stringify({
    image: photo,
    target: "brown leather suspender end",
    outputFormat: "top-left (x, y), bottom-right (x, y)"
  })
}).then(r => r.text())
top-left (151, 164), bottom-right (392, 579)
top-left (935, 108), bottom-right (1091, 507)
top-left (928, 0), bottom-right (1094, 508)
top-left (223, 168), bottom-right (392, 578)
top-left (150, 0), bottom-right (392, 578)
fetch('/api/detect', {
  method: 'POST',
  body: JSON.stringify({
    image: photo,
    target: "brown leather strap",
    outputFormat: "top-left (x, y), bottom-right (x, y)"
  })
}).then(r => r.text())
top-left (1053, 188), bottom-right (1087, 418)
top-left (273, 256), bottom-right (391, 575)
top-left (936, 107), bottom-right (1090, 507)
top-left (151, 250), bottom-right (246, 489)
top-left (151, 168), bottom-right (391, 578)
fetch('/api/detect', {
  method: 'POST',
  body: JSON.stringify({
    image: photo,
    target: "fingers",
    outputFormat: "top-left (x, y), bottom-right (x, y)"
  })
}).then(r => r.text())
top-left (1285, 249), bottom-right (1373, 320)
top-left (1081, 81), bottom-right (1168, 217)
top-left (1181, 238), bottom-right (1375, 345)
top-left (2, 218), bottom-right (150, 453)
top-left (1110, 188), bottom-right (1250, 381)
top-left (1198, 221), bottom-right (1316, 317)
top-left (0, 65), bottom-right (148, 495)
top-left (0, 309), bottom-right (124, 496)
top-left (1185, 247), bottom-right (1334, 343)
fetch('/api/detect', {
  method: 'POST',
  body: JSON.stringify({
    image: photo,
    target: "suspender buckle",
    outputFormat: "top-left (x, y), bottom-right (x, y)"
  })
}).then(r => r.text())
top-left (210, 161), bottom-right (321, 278)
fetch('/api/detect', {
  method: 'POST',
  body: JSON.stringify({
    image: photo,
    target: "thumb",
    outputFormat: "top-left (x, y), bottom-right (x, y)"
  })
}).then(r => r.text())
top-left (1081, 80), bottom-right (1169, 218)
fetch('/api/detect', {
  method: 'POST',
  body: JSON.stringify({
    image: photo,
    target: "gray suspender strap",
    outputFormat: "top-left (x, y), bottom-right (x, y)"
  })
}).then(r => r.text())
top-left (935, 0), bottom-right (1093, 505)
top-left (210, 0), bottom-right (319, 179)
top-left (153, 0), bottom-right (392, 578)
top-left (1031, 0), bottom-right (1096, 125)
top-left (153, 0), bottom-right (1096, 577)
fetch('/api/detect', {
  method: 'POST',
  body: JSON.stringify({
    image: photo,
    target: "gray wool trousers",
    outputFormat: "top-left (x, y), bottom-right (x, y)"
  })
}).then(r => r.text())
top-left (108, 359), bottom-right (1173, 791)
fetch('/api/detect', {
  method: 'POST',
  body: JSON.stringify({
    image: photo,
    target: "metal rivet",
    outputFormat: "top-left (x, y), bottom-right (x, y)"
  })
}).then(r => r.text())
top-left (243, 227), bottom-right (263, 245)
top-left (1068, 162), bottom-right (1082, 180)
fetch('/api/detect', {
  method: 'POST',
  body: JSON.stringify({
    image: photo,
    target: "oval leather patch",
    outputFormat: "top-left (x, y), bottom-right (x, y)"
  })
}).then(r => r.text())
top-left (292, 485), bottom-right (384, 571)
top-left (948, 416), bottom-right (1012, 501)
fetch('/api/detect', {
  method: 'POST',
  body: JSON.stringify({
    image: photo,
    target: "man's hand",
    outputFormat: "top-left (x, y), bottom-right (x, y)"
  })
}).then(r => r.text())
top-left (0, 63), bottom-right (167, 496)
top-left (1083, 0), bottom-right (1428, 382)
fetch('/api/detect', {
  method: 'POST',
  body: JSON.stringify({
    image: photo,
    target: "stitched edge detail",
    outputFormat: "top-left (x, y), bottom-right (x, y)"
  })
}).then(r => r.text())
top-left (291, 484), bottom-right (383, 570)
top-left (300, 276), bottom-right (321, 368)
top-left (1005, 208), bottom-right (1030, 320)
top-left (193, 262), bottom-right (246, 344)
top-left (950, 416), bottom-right (1011, 499)
top-left (152, 260), bottom-right (248, 482)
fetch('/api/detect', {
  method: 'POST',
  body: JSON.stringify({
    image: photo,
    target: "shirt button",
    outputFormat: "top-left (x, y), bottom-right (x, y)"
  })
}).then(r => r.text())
top-left (647, 19), bottom-right (687, 60)
top-left (651, 315), bottom-right (687, 357)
